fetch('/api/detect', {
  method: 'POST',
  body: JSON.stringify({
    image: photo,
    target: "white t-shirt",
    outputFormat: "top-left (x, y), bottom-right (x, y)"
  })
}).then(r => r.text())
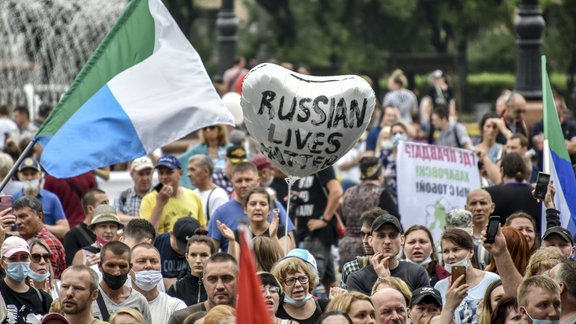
top-left (195, 186), bottom-right (229, 220)
top-left (149, 292), bottom-right (187, 324)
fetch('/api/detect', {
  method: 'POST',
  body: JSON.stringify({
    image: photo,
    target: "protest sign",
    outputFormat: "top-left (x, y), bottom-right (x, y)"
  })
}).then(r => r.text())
top-left (241, 63), bottom-right (375, 177)
top-left (397, 141), bottom-right (481, 240)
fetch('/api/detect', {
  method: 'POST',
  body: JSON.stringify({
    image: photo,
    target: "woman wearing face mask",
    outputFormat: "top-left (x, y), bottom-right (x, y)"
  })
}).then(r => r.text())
top-left (434, 228), bottom-right (500, 324)
top-left (0, 236), bottom-right (52, 321)
top-left (27, 239), bottom-right (60, 300)
top-left (258, 272), bottom-right (296, 324)
top-left (271, 256), bottom-right (327, 324)
top-left (402, 225), bottom-right (449, 286)
top-left (167, 235), bottom-right (215, 306)
top-left (379, 122), bottom-right (410, 196)
top-left (72, 204), bottom-right (123, 267)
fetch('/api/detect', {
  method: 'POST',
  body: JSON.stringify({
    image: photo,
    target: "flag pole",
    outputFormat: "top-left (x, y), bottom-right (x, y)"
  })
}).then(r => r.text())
top-left (543, 139), bottom-right (550, 174)
top-left (0, 139), bottom-right (38, 193)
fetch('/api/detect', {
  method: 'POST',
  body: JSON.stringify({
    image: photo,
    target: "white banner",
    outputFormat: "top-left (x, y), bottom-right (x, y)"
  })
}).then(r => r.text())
top-left (397, 141), bottom-right (481, 240)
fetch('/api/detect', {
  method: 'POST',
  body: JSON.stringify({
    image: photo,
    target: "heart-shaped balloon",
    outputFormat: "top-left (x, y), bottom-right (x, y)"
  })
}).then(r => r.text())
top-left (241, 63), bottom-right (375, 177)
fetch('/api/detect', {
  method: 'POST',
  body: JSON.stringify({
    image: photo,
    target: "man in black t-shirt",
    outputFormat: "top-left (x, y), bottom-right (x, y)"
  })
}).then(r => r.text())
top-left (0, 236), bottom-right (52, 323)
top-left (293, 167), bottom-right (343, 288)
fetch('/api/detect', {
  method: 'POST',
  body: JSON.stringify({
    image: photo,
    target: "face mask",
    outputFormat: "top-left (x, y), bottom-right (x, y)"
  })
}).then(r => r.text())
top-left (95, 236), bottom-right (108, 246)
top-left (102, 271), bottom-right (128, 290)
top-left (522, 308), bottom-right (560, 324)
top-left (134, 270), bottom-right (163, 292)
top-left (22, 179), bottom-right (40, 193)
top-left (444, 258), bottom-right (469, 273)
top-left (406, 256), bottom-right (433, 266)
top-left (392, 133), bottom-right (407, 147)
top-left (284, 293), bottom-right (313, 307)
top-left (7, 262), bottom-right (31, 282)
top-left (28, 269), bottom-right (50, 282)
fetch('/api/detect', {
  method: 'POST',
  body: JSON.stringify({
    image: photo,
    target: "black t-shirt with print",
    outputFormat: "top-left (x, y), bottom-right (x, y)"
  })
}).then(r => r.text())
top-left (0, 280), bottom-right (52, 324)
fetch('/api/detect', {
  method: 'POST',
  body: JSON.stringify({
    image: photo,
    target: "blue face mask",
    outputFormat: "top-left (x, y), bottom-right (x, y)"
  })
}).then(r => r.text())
top-left (28, 269), bottom-right (50, 282)
top-left (134, 270), bottom-right (163, 292)
top-left (522, 308), bottom-right (560, 324)
top-left (284, 293), bottom-right (313, 307)
top-left (392, 133), bottom-right (407, 147)
top-left (7, 262), bottom-right (31, 282)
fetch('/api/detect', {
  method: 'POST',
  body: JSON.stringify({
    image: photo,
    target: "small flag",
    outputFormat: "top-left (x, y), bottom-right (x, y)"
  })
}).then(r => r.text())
top-left (236, 226), bottom-right (273, 324)
top-left (35, 0), bottom-right (234, 178)
top-left (542, 56), bottom-right (576, 233)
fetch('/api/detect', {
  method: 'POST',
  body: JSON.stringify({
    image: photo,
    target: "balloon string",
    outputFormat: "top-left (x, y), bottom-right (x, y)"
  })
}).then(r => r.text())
top-left (284, 176), bottom-right (300, 255)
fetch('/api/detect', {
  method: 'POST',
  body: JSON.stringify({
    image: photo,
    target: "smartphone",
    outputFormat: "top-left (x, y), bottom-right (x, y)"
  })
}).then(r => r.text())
top-left (485, 215), bottom-right (501, 244)
top-left (0, 195), bottom-right (12, 213)
top-left (534, 172), bottom-right (550, 200)
top-left (451, 266), bottom-right (466, 287)
top-left (153, 183), bottom-right (164, 192)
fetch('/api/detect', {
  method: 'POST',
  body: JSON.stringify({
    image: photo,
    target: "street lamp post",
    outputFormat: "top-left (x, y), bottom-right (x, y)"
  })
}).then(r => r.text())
top-left (215, 0), bottom-right (238, 83)
top-left (514, 0), bottom-right (545, 100)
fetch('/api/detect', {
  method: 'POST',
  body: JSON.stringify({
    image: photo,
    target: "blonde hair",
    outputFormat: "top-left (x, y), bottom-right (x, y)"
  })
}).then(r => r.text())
top-left (253, 236), bottom-right (283, 272)
top-left (371, 277), bottom-right (412, 305)
top-left (109, 307), bottom-right (146, 324)
top-left (517, 275), bottom-right (560, 307)
top-left (271, 257), bottom-right (319, 289)
top-left (326, 291), bottom-right (373, 314)
top-left (524, 247), bottom-right (565, 278)
top-left (389, 69), bottom-right (408, 88)
top-left (203, 305), bottom-right (236, 324)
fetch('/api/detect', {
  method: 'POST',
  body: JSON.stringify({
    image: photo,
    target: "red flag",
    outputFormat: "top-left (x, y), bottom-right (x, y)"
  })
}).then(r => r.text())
top-left (236, 226), bottom-right (273, 324)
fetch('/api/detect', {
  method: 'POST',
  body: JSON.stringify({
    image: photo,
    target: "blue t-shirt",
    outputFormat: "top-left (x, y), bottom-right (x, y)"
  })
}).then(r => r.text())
top-left (154, 233), bottom-right (187, 278)
top-left (13, 189), bottom-right (66, 225)
top-left (207, 199), bottom-right (295, 252)
top-left (365, 126), bottom-right (382, 152)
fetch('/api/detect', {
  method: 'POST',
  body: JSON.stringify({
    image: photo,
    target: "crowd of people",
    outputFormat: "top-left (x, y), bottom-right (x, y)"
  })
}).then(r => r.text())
top-left (0, 64), bottom-right (574, 324)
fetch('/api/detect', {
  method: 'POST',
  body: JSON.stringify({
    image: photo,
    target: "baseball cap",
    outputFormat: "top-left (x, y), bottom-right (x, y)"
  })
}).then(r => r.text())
top-left (410, 287), bottom-right (442, 307)
top-left (445, 209), bottom-right (473, 235)
top-left (1, 236), bottom-right (30, 258)
top-left (172, 217), bottom-right (200, 252)
top-left (18, 157), bottom-right (40, 172)
top-left (156, 154), bottom-right (181, 169)
top-left (40, 313), bottom-right (69, 324)
top-left (226, 145), bottom-right (248, 164)
top-left (281, 248), bottom-right (318, 273)
top-left (543, 226), bottom-right (574, 245)
top-left (89, 205), bottom-right (124, 230)
top-left (131, 156), bottom-right (154, 171)
top-left (251, 154), bottom-right (273, 170)
top-left (371, 213), bottom-right (403, 234)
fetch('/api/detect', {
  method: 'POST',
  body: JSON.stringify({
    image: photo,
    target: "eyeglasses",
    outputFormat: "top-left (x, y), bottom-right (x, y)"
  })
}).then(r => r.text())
top-left (31, 253), bottom-right (52, 263)
top-left (284, 276), bottom-right (309, 286)
top-left (261, 286), bottom-right (281, 295)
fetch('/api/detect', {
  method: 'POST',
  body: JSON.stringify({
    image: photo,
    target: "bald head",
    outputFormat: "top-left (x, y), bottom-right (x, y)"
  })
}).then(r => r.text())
top-left (466, 188), bottom-right (495, 228)
top-left (372, 288), bottom-right (408, 324)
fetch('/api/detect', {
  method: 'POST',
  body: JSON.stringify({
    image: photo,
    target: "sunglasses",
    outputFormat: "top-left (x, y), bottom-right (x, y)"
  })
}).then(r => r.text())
top-left (203, 126), bottom-right (217, 131)
top-left (31, 253), bottom-right (52, 263)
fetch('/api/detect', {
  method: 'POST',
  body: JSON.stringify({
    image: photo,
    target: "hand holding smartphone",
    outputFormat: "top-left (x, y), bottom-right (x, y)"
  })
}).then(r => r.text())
top-left (534, 172), bottom-right (550, 200)
top-left (484, 215), bottom-right (501, 244)
top-left (451, 265), bottom-right (466, 287)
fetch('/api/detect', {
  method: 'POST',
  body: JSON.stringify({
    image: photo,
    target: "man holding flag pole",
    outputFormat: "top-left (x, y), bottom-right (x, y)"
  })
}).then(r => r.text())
top-left (541, 55), bottom-right (576, 235)
top-left (0, 0), bottom-right (234, 193)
